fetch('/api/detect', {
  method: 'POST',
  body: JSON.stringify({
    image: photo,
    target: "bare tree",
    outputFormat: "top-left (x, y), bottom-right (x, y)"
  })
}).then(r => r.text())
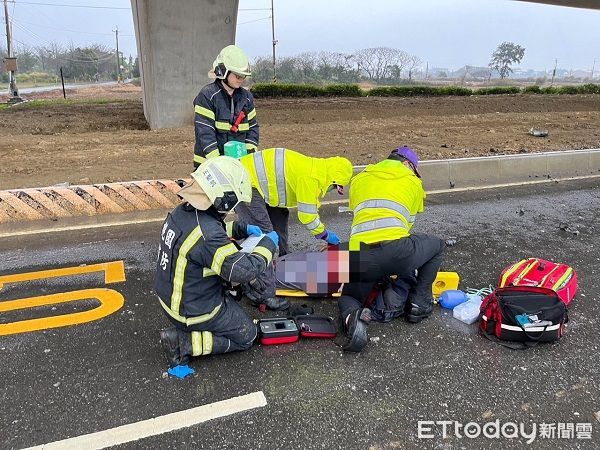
top-left (354, 47), bottom-right (414, 81)
top-left (405, 55), bottom-right (421, 80)
top-left (354, 47), bottom-right (390, 80)
top-left (296, 52), bottom-right (318, 82)
top-left (36, 42), bottom-right (64, 74)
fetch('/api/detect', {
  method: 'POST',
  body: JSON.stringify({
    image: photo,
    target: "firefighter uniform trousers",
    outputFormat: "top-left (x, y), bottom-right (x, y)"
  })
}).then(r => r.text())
top-left (162, 296), bottom-right (257, 356)
top-left (235, 187), bottom-right (290, 256)
top-left (234, 187), bottom-right (288, 302)
top-left (155, 203), bottom-right (277, 359)
top-left (339, 234), bottom-right (445, 320)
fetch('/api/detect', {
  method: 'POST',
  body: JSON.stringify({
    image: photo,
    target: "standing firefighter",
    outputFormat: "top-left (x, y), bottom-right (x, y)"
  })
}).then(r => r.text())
top-left (155, 156), bottom-right (279, 367)
top-left (193, 45), bottom-right (259, 167)
top-left (339, 146), bottom-right (445, 352)
top-left (234, 148), bottom-right (353, 309)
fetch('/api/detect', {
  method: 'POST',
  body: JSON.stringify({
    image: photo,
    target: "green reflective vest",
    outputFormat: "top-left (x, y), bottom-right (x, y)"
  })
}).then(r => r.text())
top-left (349, 159), bottom-right (425, 250)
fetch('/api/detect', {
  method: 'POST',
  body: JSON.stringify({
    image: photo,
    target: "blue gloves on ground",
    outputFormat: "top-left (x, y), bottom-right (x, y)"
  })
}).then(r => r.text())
top-left (265, 231), bottom-right (279, 247)
top-left (246, 224), bottom-right (263, 236)
top-left (317, 229), bottom-right (340, 245)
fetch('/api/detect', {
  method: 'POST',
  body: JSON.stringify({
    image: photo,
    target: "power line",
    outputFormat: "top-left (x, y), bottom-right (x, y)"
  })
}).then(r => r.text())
top-left (5, 1), bottom-right (130, 10)
top-left (12, 17), bottom-right (134, 36)
top-left (11, 19), bottom-right (53, 46)
top-left (238, 16), bottom-right (271, 26)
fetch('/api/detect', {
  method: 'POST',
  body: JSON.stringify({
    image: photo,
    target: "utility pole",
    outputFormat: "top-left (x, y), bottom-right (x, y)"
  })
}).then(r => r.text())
top-left (591, 58), bottom-right (596, 80)
top-left (3, 0), bottom-right (22, 103)
top-left (270, 0), bottom-right (277, 83)
top-left (113, 25), bottom-right (121, 82)
top-left (551, 58), bottom-right (558, 85)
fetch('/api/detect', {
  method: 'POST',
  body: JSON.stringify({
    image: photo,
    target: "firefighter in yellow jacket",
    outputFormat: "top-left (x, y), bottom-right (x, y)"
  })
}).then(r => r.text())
top-left (339, 146), bottom-right (445, 352)
top-left (236, 148), bottom-right (353, 308)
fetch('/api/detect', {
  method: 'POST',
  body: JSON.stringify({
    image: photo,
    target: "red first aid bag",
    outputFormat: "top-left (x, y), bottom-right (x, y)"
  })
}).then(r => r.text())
top-left (498, 258), bottom-right (577, 306)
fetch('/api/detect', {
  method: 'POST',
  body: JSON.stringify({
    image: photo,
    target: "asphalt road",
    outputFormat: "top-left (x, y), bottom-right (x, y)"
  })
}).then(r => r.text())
top-left (4, 81), bottom-right (119, 95)
top-left (1, 179), bottom-right (599, 449)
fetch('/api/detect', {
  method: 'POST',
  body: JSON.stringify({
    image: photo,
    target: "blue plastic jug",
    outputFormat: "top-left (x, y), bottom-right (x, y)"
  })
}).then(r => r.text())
top-left (439, 289), bottom-right (467, 309)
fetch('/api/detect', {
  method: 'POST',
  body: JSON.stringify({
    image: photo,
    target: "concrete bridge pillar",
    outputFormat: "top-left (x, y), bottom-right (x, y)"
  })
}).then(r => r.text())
top-left (131, 0), bottom-right (239, 129)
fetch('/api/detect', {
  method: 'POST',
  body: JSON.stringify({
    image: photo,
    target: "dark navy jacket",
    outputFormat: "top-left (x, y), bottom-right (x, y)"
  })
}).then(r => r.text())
top-left (155, 203), bottom-right (275, 323)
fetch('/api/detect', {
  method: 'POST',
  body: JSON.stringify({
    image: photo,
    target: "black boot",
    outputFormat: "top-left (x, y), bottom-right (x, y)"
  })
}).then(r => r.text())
top-left (252, 297), bottom-right (289, 311)
top-left (342, 308), bottom-right (371, 352)
top-left (159, 327), bottom-right (192, 367)
top-left (406, 302), bottom-right (433, 324)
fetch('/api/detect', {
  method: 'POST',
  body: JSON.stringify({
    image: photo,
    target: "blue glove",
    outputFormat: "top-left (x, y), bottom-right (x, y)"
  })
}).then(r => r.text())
top-left (265, 231), bottom-right (279, 247)
top-left (317, 229), bottom-right (340, 245)
top-left (246, 224), bottom-right (262, 236)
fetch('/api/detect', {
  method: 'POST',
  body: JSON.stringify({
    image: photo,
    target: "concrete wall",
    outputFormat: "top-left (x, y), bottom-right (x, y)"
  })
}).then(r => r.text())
top-left (131, 0), bottom-right (239, 129)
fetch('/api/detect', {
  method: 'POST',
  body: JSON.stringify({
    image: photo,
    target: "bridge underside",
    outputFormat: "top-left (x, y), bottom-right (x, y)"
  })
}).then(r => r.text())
top-left (519, 0), bottom-right (600, 9)
top-left (131, 0), bottom-right (599, 129)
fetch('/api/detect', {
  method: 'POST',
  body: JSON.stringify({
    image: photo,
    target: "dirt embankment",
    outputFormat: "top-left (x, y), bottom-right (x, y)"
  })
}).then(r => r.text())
top-left (1, 84), bottom-right (599, 190)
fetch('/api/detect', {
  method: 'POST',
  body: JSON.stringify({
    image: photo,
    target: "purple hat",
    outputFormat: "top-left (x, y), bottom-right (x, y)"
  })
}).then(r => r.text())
top-left (391, 146), bottom-right (420, 178)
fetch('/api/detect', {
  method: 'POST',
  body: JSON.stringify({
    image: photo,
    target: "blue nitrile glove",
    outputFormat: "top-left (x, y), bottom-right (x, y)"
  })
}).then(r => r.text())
top-left (316, 229), bottom-right (340, 245)
top-left (246, 224), bottom-right (262, 236)
top-left (265, 231), bottom-right (279, 247)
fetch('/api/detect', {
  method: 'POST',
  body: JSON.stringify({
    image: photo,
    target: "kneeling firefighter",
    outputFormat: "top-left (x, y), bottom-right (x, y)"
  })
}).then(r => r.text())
top-left (339, 146), bottom-right (445, 352)
top-left (155, 156), bottom-right (279, 367)
top-left (235, 147), bottom-right (353, 308)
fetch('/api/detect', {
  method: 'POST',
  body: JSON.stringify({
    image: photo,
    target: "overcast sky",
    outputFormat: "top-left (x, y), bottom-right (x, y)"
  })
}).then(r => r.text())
top-left (4, 0), bottom-right (600, 72)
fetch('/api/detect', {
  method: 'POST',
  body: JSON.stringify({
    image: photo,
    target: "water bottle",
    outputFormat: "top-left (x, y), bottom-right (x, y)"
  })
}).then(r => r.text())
top-left (439, 290), bottom-right (467, 309)
top-left (453, 294), bottom-right (483, 324)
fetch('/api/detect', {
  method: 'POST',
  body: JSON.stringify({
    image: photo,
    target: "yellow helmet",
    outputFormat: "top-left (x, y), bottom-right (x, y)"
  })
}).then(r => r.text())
top-left (212, 45), bottom-right (252, 79)
top-left (179, 156), bottom-right (252, 212)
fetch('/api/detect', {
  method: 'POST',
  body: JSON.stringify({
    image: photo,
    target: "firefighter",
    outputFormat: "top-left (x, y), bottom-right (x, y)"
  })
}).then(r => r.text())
top-left (156, 156), bottom-right (279, 367)
top-left (193, 45), bottom-right (259, 168)
top-left (234, 148), bottom-right (353, 308)
top-left (338, 146), bottom-right (445, 352)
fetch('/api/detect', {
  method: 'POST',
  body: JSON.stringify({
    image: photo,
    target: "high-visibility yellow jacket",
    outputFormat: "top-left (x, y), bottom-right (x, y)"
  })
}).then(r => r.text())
top-left (240, 148), bottom-right (353, 236)
top-left (348, 159), bottom-right (425, 250)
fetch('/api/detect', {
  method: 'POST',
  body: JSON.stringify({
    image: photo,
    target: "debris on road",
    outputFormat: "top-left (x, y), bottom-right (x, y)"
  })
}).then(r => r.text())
top-left (559, 223), bottom-right (580, 236)
top-left (167, 364), bottom-right (195, 379)
top-left (529, 127), bottom-right (549, 137)
top-left (445, 238), bottom-right (457, 247)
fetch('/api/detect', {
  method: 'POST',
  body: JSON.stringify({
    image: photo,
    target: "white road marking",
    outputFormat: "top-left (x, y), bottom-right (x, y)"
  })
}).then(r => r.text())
top-left (24, 391), bottom-right (267, 450)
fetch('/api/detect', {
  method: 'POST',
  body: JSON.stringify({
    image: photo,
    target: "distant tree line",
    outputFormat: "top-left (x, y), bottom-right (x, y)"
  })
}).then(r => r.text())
top-left (251, 48), bottom-right (422, 84)
top-left (0, 42), bottom-right (139, 84)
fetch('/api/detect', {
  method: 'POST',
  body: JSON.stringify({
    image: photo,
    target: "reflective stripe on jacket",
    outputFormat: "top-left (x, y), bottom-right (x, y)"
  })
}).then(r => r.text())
top-left (240, 148), bottom-right (352, 236)
top-left (348, 159), bottom-right (425, 250)
top-left (193, 80), bottom-right (259, 167)
top-left (154, 203), bottom-right (275, 323)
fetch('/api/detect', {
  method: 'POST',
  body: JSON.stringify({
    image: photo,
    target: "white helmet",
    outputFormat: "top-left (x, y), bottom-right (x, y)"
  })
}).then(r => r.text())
top-left (178, 156), bottom-right (252, 213)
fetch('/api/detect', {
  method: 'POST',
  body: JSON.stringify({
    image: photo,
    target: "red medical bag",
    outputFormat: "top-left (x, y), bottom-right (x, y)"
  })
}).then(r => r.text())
top-left (498, 258), bottom-right (577, 305)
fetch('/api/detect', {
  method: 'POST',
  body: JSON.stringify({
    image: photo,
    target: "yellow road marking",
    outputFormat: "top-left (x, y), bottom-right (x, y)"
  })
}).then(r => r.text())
top-left (0, 260), bottom-right (126, 335)
top-left (0, 260), bottom-right (125, 290)
top-left (0, 288), bottom-right (124, 336)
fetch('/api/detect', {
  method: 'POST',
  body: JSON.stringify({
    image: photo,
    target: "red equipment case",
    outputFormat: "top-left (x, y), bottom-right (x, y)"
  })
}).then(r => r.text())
top-left (258, 318), bottom-right (299, 345)
top-left (498, 258), bottom-right (577, 305)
